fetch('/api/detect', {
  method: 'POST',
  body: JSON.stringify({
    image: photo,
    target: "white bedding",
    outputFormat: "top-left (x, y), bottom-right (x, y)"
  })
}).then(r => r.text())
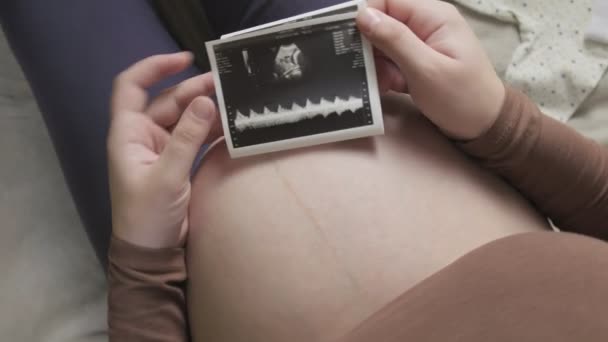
top-left (459, 3), bottom-right (608, 144)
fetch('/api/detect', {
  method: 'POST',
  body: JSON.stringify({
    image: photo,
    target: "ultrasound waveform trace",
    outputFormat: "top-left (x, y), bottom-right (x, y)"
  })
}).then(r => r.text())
top-left (234, 96), bottom-right (364, 132)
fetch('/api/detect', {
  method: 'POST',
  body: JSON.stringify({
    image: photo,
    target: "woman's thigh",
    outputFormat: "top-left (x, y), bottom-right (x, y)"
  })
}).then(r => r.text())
top-left (0, 1), bottom-right (198, 262)
top-left (186, 95), bottom-right (551, 341)
top-left (342, 232), bottom-right (608, 342)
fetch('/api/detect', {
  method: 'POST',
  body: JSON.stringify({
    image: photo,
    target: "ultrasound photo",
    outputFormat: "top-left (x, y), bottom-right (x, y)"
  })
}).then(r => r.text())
top-left (207, 11), bottom-right (383, 158)
top-left (221, 0), bottom-right (361, 39)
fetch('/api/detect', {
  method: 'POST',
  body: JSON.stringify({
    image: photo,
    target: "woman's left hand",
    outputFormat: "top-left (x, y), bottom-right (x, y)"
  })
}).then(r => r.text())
top-left (107, 52), bottom-right (219, 248)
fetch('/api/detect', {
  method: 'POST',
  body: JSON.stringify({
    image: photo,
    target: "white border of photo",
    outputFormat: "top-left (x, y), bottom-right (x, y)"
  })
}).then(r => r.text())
top-left (221, 0), bottom-right (364, 39)
top-left (206, 10), bottom-right (383, 159)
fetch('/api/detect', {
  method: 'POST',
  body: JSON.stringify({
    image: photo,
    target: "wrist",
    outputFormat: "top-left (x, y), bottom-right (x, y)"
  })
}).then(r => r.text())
top-left (475, 78), bottom-right (506, 140)
top-left (443, 77), bottom-right (505, 141)
top-left (109, 235), bottom-right (187, 275)
top-left (112, 219), bottom-right (186, 249)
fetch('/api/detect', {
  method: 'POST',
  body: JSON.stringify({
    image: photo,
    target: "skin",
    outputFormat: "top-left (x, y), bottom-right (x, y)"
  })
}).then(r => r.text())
top-left (108, 52), bottom-right (220, 249)
top-left (107, 0), bottom-right (549, 340)
top-left (360, 0), bottom-right (506, 140)
top-left (186, 95), bottom-right (548, 341)
top-left (107, 0), bottom-right (506, 250)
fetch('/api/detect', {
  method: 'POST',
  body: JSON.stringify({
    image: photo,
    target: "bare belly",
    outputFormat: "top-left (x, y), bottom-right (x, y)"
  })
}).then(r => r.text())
top-left (187, 95), bottom-right (549, 341)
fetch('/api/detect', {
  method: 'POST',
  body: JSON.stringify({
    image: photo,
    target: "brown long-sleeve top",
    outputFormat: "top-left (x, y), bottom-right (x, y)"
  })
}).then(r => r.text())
top-left (107, 86), bottom-right (608, 341)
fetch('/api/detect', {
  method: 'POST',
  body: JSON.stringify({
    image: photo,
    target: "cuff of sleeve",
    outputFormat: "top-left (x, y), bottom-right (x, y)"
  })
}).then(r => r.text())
top-left (458, 85), bottom-right (523, 158)
top-left (108, 235), bottom-right (186, 273)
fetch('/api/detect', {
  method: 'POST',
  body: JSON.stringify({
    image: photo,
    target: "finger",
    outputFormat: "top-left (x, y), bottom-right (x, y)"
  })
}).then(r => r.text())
top-left (157, 96), bottom-right (217, 181)
top-left (367, 0), bottom-right (463, 42)
top-left (357, 7), bottom-right (440, 74)
top-left (165, 112), bottom-right (223, 146)
top-left (205, 116), bottom-right (224, 143)
top-left (373, 48), bottom-right (388, 59)
top-left (111, 52), bottom-right (193, 115)
top-left (107, 111), bottom-right (171, 158)
top-left (145, 73), bottom-right (216, 127)
top-left (375, 56), bottom-right (408, 94)
top-left (161, 97), bottom-right (224, 145)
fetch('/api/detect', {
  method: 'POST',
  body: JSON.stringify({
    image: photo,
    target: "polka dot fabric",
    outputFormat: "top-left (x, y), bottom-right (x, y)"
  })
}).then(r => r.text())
top-left (453, 0), bottom-right (608, 121)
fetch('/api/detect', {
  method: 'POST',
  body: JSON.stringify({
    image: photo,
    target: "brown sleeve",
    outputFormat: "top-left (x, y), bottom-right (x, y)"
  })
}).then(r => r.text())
top-left (460, 85), bottom-right (608, 240)
top-left (108, 236), bottom-right (189, 342)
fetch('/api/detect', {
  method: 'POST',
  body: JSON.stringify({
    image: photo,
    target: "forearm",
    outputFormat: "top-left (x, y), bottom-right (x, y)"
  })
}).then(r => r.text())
top-left (108, 237), bottom-right (189, 342)
top-left (460, 85), bottom-right (608, 239)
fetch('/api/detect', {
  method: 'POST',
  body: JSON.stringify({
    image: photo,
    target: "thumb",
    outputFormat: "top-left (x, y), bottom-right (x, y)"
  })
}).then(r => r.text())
top-left (158, 96), bottom-right (217, 181)
top-left (375, 55), bottom-right (408, 94)
top-left (357, 7), bottom-right (438, 75)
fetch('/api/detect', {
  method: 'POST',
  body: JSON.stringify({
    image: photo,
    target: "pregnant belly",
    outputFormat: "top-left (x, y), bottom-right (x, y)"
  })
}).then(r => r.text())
top-left (187, 95), bottom-right (549, 342)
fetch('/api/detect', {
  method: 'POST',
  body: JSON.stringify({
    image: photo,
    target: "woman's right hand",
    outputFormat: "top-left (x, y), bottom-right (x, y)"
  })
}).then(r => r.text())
top-left (357, 0), bottom-right (506, 140)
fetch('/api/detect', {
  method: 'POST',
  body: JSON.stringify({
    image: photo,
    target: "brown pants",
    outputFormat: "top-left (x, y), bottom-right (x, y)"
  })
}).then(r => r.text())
top-left (340, 232), bottom-right (608, 342)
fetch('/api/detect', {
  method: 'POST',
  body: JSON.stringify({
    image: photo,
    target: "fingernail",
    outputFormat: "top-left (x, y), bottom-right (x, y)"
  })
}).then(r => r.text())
top-left (180, 51), bottom-right (194, 61)
top-left (171, 51), bottom-right (193, 63)
top-left (359, 8), bottom-right (381, 34)
top-left (194, 107), bottom-right (213, 120)
top-left (192, 98), bottom-right (214, 120)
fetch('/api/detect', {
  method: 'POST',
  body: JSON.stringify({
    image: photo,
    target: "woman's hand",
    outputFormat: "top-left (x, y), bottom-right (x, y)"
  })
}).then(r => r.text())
top-left (358, 0), bottom-right (505, 140)
top-left (107, 52), bottom-right (219, 248)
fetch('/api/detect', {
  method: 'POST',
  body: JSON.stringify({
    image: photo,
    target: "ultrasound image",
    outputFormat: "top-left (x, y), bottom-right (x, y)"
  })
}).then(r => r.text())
top-left (212, 18), bottom-right (374, 148)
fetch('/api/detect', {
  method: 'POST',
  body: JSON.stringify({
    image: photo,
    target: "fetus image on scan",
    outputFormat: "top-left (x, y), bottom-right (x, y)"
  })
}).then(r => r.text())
top-left (272, 43), bottom-right (305, 80)
top-left (241, 42), bottom-right (307, 84)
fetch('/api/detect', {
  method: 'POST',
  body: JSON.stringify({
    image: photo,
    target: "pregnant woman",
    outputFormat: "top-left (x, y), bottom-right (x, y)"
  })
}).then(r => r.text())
top-left (107, 1), bottom-right (608, 341)
top-left (3, 0), bottom-right (607, 341)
